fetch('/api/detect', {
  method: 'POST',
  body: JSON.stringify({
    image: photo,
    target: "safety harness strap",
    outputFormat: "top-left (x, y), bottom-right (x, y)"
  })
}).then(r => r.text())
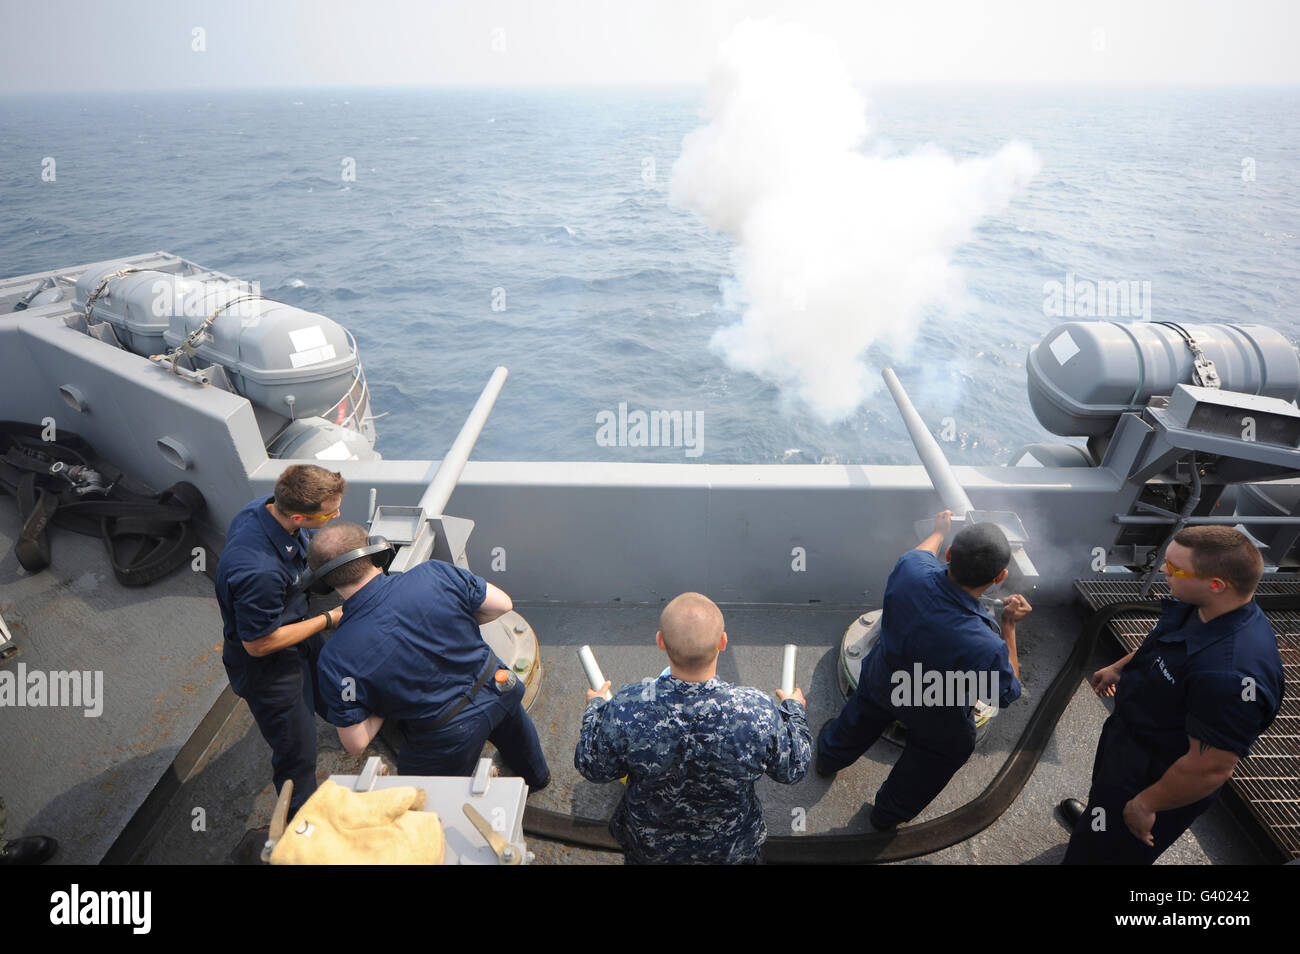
top-left (0, 422), bottom-right (207, 586)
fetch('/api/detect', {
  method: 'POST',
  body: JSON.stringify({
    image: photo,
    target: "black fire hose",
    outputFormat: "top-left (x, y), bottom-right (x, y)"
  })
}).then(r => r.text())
top-left (522, 594), bottom-right (1299, 862)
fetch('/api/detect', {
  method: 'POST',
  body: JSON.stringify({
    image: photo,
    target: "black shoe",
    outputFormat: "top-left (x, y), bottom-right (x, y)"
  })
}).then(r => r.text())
top-left (1056, 798), bottom-right (1086, 829)
top-left (0, 836), bottom-right (58, 865)
top-left (814, 719), bottom-right (839, 779)
top-left (528, 774), bottom-right (551, 795)
top-left (867, 810), bottom-right (899, 833)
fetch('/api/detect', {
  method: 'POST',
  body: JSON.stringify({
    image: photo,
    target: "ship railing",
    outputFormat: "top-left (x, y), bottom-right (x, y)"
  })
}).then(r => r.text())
top-left (323, 328), bottom-right (382, 446)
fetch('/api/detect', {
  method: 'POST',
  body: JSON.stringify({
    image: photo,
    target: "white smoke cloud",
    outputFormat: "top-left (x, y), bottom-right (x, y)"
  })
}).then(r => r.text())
top-left (671, 18), bottom-right (1041, 423)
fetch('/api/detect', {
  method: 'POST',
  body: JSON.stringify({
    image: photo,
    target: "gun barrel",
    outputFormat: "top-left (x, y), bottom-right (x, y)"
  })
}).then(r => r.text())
top-left (882, 367), bottom-right (974, 517)
top-left (418, 366), bottom-right (509, 517)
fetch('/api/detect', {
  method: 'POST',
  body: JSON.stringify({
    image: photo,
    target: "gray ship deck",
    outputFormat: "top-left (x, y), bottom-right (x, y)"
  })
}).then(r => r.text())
top-left (1, 496), bottom-right (1267, 864)
top-left (507, 600), bottom-right (1264, 864)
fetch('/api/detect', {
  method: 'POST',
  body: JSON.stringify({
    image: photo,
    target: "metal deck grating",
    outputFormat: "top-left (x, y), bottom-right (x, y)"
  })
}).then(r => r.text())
top-left (1076, 576), bottom-right (1300, 861)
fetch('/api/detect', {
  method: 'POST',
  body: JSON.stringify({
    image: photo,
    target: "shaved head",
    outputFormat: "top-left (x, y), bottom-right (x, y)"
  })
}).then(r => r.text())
top-left (659, 592), bottom-right (725, 668)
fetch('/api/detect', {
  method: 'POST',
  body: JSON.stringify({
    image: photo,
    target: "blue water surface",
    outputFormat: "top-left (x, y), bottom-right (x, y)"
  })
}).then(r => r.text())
top-left (1, 86), bottom-right (1296, 464)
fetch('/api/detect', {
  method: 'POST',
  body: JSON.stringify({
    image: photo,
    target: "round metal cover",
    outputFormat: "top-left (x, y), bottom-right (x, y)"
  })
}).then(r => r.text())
top-left (479, 610), bottom-right (543, 711)
top-left (837, 609), bottom-right (995, 748)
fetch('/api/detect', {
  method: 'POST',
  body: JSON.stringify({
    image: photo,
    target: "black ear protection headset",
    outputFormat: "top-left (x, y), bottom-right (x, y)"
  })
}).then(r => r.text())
top-left (297, 536), bottom-right (396, 595)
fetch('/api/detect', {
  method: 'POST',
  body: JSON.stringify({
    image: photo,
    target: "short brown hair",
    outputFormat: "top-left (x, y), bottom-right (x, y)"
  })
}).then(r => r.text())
top-left (307, 522), bottom-right (372, 588)
top-left (660, 592), bottom-right (724, 668)
top-left (1172, 526), bottom-right (1264, 594)
top-left (274, 464), bottom-right (346, 514)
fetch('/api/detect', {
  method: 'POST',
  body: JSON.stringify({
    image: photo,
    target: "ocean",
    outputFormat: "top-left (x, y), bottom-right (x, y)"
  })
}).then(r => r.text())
top-left (1, 85), bottom-right (1296, 464)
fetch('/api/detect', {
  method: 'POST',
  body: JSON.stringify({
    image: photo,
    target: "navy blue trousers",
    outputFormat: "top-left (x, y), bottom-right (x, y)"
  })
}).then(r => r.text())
top-left (1063, 715), bottom-right (1218, 864)
top-left (398, 675), bottom-right (549, 788)
top-left (226, 633), bottom-right (327, 818)
top-left (820, 674), bottom-right (977, 829)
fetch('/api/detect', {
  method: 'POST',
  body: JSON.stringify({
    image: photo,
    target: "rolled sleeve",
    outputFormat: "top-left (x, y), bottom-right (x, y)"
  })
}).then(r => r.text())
top-left (574, 697), bottom-right (627, 783)
top-left (427, 561), bottom-right (488, 615)
top-left (228, 567), bottom-right (290, 643)
top-left (898, 549), bottom-right (941, 575)
top-left (765, 699), bottom-right (812, 784)
top-left (317, 654), bottom-right (371, 728)
top-left (991, 642), bottom-right (1022, 708)
top-left (1185, 670), bottom-right (1271, 758)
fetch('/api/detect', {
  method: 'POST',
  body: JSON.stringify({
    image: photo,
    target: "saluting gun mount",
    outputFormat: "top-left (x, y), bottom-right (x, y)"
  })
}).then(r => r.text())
top-left (364, 366), bottom-right (541, 709)
top-left (883, 367), bottom-right (1039, 589)
top-left (834, 369), bottom-right (1039, 745)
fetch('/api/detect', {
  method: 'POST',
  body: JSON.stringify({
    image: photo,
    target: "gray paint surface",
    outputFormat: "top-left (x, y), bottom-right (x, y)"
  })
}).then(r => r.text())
top-left (0, 502), bottom-right (228, 862)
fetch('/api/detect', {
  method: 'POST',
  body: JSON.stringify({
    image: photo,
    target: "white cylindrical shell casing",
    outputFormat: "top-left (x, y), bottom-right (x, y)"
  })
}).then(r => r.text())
top-left (578, 645), bottom-right (612, 700)
top-left (780, 644), bottom-right (797, 697)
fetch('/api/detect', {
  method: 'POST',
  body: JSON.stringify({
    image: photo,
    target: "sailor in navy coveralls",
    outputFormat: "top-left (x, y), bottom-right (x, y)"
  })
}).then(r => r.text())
top-left (816, 511), bottom-right (1030, 829)
top-left (215, 465), bottom-right (346, 817)
top-left (1063, 526), bottom-right (1284, 864)
top-left (309, 521), bottom-right (550, 787)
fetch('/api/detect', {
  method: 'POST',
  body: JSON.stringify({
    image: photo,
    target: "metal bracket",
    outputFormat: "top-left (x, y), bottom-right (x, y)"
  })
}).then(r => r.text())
top-left (372, 508), bottom-right (477, 574)
top-left (431, 514), bottom-right (475, 570)
top-left (354, 756), bottom-right (386, 792)
top-left (970, 509), bottom-right (1039, 586)
top-left (469, 757), bottom-right (494, 796)
top-left (462, 803), bottom-right (521, 865)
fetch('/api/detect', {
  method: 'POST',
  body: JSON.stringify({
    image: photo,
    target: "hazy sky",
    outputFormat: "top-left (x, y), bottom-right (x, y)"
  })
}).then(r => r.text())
top-left (1, 0), bottom-right (1297, 92)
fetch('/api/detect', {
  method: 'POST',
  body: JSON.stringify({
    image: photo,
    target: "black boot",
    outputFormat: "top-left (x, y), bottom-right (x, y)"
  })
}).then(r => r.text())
top-left (0, 836), bottom-right (58, 865)
top-left (1056, 798), bottom-right (1086, 829)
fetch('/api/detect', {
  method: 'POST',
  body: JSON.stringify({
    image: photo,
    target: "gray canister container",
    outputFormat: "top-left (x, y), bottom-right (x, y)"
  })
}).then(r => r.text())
top-left (1027, 321), bottom-right (1300, 437)
top-left (75, 263), bottom-right (183, 356)
top-left (164, 288), bottom-right (357, 420)
top-left (74, 260), bottom-right (135, 313)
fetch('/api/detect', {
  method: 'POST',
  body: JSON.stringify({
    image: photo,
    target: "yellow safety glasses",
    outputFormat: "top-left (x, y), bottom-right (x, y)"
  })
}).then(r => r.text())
top-left (284, 507), bottom-right (341, 523)
top-left (1164, 558), bottom-right (1232, 587)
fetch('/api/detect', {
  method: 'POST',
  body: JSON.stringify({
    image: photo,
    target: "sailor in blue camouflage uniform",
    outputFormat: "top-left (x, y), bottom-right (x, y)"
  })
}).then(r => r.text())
top-left (575, 592), bottom-right (811, 864)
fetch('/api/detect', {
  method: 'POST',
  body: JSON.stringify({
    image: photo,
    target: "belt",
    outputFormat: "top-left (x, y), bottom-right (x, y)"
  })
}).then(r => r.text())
top-left (411, 657), bottom-right (499, 732)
